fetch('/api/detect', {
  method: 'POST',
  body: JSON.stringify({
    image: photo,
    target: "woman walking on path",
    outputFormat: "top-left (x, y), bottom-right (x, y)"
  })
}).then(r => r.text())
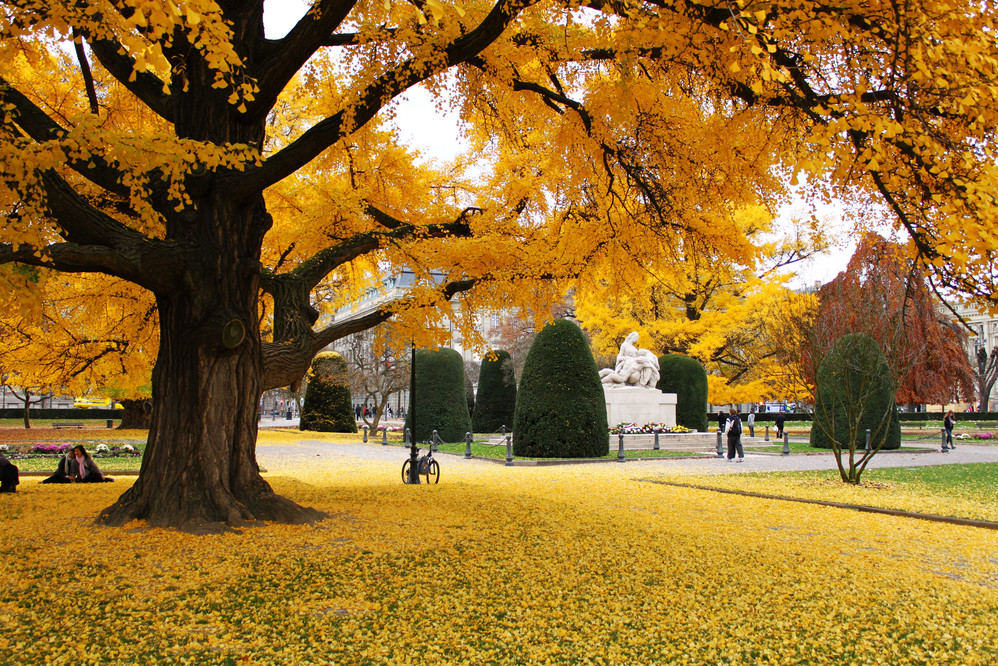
top-left (725, 407), bottom-right (744, 463)
top-left (943, 410), bottom-right (956, 452)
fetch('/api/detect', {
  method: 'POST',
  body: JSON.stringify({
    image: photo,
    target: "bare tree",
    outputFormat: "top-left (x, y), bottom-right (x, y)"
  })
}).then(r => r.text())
top-left (972, 346), bottom-right (998, 411)
top-left (341, 326), bottom-right (410, 432)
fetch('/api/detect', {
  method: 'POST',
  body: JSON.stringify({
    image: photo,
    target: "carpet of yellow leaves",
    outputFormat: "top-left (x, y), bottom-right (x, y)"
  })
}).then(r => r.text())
top-left (2, 447), bottom-right (996, 664)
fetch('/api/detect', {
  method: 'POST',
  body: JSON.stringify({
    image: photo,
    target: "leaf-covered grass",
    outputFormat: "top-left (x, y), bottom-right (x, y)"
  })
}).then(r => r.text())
top-left (10, 455), bottom-right (144, 473)
top-left (649, 463), bottom-right (998, 523)
top-left (2, 457), bottom-right (996, 664)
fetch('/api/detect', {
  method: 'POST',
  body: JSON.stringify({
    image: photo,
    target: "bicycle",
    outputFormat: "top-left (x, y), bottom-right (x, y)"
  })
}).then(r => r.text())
top-left (401, 446), bottom-right (440, 484)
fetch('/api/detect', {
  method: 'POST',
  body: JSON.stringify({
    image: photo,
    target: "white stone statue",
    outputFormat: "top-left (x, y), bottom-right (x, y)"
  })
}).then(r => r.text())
top-left (599, 332), bottom-right (661, 389)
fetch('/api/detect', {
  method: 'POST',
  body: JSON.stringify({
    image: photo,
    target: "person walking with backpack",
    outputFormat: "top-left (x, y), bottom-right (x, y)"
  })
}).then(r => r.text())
top-left (725, 406), bottom-right (744, 463)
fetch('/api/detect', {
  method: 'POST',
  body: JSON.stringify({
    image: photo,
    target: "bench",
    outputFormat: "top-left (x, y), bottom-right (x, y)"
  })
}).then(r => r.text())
top-left (52, 422), bottom-right (84, 429)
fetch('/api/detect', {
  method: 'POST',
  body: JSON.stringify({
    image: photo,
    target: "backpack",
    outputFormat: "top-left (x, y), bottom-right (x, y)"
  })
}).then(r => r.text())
top-left (729, 416), bottom-right (742, 437)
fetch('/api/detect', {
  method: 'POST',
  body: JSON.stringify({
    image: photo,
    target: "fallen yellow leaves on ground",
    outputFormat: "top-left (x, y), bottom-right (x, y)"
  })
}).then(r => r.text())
top-left (1, 446), bottom-right (996, 664)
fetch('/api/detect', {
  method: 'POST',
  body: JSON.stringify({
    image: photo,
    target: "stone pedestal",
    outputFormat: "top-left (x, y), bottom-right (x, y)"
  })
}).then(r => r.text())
top-left (603, 386), bottom-right (677, 427)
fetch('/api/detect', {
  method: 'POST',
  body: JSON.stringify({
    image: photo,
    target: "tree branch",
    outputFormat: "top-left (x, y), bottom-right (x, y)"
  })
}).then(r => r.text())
top-left (252, 0), bottom-right (362, 118)
top-left (0, 76), bottom-right (129, 197)
top-left (87, 37), bottom-right (173, 123)
top-left (236, 0), bottom-right (534, 196)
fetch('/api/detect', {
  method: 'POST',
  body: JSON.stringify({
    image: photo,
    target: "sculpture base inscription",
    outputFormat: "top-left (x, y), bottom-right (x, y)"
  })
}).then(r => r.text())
top-left (604, 386), bottom-right (677, 428)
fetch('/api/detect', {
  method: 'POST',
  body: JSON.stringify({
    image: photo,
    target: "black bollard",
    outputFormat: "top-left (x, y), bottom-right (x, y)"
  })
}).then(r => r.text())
top-left (362, 425), bottom-right (368, 443)
top-left (941, 428), bottom-right (947, 451)
top-left (432, 429), bottom-right (439, 452)
top-left (617, 433), bottom-right (626, 462)
top-left (782, 431), bottom-right (790, 456)
top-left (865, 428), bottom-right (871, 451)
top-left (464, 432), bottom-right (472, 459)
top-left (716, 431), bottom-right (724, 458)
top-left (654, 431), bottom-right (660, 451)
top-left (765, 425), bottom-right (770, 442)
top-left (505, 435), bottom-right (513, 467)
top-left (382, 428), bottom-right (388, 446)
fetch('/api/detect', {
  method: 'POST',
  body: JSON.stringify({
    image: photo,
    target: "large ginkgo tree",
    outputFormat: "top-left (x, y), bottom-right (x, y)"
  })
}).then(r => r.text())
top-left (1, 0), bottom-right (996, 529)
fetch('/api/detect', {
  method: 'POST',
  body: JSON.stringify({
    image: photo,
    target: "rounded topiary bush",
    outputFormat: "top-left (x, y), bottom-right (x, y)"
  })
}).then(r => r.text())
top-left (513, 319), bottom-right (609, 458)
top-left (473, 350), bottom-right (517, 433)
top-left (810, 333), bottom-right (900, 450)
top-left (300, 352), bottom-right (357, 433)
top-left (656, 354), bottom-right (709, 432)
top-left (405, 347), bottom-right (472, 443)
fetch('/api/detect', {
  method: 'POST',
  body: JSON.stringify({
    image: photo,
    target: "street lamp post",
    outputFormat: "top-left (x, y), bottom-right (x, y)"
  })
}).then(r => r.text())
top-left (407, 341), bottom-right (420, 484)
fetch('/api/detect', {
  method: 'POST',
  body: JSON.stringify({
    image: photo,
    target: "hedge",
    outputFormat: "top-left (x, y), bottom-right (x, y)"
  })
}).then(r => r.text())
top-left (300, 352), bottom-right (358, 433)
top-left (513, 319), bottom-right (608, 458)
top-left (656, 354), bottom-right (709, 432)
top-left (405, 347), bottom-right (472, 443)
top-left (472, 350), bottom-right (517, 433)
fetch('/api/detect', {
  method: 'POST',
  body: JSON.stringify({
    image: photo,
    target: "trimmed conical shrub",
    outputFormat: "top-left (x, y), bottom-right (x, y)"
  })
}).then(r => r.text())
top-left (473, 350), bottom-right (517, 433)
top-left (810, 333), bottom-right (900, 450)
top-left (656, 354), bottom-right (709, 432)
top-left (513, 319), bottom-right (608, 458)
top-left (300, 352), bottom-right (357, 433)
top-left (405, 347), bottom-right (472, 443)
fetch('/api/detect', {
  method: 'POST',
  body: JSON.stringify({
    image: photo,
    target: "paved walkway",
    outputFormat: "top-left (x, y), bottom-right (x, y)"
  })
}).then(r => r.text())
top-left (256, 438), bottom-right (998, 476)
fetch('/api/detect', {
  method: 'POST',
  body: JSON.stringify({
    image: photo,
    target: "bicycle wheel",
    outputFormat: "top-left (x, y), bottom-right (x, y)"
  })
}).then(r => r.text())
top-left (401, 459), bottom-right (413, 484)
top-left (424, 459), bottom-right (440, 484)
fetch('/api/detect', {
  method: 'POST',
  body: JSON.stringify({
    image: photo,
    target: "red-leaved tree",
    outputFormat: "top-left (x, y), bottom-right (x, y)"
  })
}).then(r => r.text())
top-left (806, 235), bottom-right (974, 405)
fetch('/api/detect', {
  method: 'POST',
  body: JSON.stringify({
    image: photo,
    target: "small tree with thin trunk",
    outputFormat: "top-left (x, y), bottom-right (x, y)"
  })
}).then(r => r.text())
top-left (342, 326), bottom-right (409, 433)
top-left (810, 333), bottom-right (900, 484)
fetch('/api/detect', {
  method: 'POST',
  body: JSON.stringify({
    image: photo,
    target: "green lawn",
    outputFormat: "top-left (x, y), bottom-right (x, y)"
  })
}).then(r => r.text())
top-left (670, 462), bottom-right (998, 523)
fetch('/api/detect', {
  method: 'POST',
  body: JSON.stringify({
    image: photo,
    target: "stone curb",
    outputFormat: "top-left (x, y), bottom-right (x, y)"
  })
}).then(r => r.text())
top-left (637, 479), bottom-right (998, 531)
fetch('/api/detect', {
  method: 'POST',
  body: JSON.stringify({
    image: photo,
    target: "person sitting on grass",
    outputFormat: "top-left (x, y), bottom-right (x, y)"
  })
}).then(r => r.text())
top-left (40, 449), bottom-right (75, 484)
top-left (0, 452), bottom-right (18, 492)
top-left (68, 445), bottom-right (113, 483)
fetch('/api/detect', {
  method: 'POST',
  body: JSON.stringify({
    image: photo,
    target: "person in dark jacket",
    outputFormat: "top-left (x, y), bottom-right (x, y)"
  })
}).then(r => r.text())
top-left (41, 450), bottom-right (75, 484)
top-left (774, 413), bottom-right (786, 439)
top-left (725, 407), bottom-right (744, 463)
top-left (67, 446), bottom-right (113, 483)
top-left (717, 410), bottom-right (728, 434)
top-left (0, 453), bottom-right (18, 492)
top-left (943, 409), bottom-right (956, 451)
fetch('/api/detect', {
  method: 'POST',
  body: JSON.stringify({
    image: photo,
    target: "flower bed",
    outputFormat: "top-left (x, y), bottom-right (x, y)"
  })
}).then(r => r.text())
top-left (1, 442), bottom-right (142, 459)
top-left (954, 432), bottom-right (995, 440)
top-left (609, 422), bottom-right (692, 434)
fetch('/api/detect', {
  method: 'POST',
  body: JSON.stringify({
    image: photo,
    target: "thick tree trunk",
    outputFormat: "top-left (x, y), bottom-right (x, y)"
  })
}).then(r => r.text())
top-left (98, 209), bottom-right (323, 530)
top-left (97, 4), bottom-right (325, 531)
top-left (98, 287), bottom-right (323, 530)
top-left (117, 398), bottom-right (153, 429)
